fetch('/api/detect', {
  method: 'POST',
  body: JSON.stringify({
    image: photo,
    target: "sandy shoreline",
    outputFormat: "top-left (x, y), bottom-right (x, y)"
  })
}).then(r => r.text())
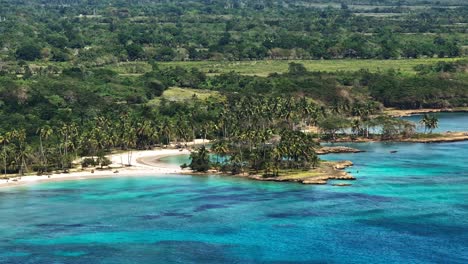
top-left (384, 107), bottom-right (468, 117)
top-left (1, 123), bottom-right (467, 189)
top-left (0, 148), bottom-right (191, 189)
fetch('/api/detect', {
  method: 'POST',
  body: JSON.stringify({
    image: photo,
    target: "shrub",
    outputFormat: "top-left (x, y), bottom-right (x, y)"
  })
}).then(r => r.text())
top-left (81, 157), bottom-right (97, 168)
top-left (189, 146), bottom-right (211, 172)
top-left (99, 157), bottom-right (112, 168)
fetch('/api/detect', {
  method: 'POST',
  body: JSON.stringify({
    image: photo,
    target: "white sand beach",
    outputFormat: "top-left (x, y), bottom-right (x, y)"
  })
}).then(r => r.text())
top-left (0, 148), bottom-right (192, 188)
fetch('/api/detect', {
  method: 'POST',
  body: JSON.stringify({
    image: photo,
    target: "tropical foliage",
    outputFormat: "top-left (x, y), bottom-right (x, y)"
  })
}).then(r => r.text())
top-left (0, 0), bottom-right (466, 177)
top-left (0, 0), bottom-right (466, 65)
top-left (420, 114), bottom-right (439, 133)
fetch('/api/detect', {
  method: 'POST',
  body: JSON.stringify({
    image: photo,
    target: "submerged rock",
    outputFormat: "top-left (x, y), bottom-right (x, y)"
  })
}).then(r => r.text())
top-left (332, 183), bottom-right (352, 187)
top-left (302, 177), bottom-right (328, 184)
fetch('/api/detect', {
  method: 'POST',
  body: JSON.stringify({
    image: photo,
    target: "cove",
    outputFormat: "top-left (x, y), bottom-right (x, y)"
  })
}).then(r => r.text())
top-left (400, 112), bottom-right (468, 133)
top-left (0, 140), bottom-right (467, 263)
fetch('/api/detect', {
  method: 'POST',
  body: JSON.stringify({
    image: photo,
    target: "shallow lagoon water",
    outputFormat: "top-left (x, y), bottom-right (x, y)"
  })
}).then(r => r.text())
top-left (1, 117), bottom-right (468, 263)
top-left (400, 112), bottom-right (468, 133)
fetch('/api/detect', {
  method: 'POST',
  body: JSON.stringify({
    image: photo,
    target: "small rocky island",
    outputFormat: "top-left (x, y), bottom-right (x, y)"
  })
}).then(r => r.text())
top-left (316, 146), bottom-right (364, 155)
top-left (189, 160), bottom-right (356, 186)
top-left (246, 160), bottom-right (355, 185)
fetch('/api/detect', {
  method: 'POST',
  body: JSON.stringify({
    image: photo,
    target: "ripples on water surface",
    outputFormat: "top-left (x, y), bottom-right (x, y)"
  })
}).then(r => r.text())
top-left (1, 143), bottom-right (467, 263)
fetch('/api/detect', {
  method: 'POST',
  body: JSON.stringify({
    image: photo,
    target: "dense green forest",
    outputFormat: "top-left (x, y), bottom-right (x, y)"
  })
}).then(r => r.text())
top-left (0, 0), bottom-right (467, 64)
top-left (1, 61), bottom-right (466, 175)
top-left (0, 0), bottom-right (467, 176)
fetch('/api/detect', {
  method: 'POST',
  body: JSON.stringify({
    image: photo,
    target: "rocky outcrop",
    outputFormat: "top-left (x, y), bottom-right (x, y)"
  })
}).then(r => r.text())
top-left (186, 160), bottom-right (356, 186)
top-left (316, 146), bottom-right (364, 155)
top-left (301, 170), bottom-right (355, 185)
top-left (402, 132), bottom-right (468, 143)
top-left (242, 160), bottom-right (355, 185)
top-left (332, 160), bottom-right (354, 170)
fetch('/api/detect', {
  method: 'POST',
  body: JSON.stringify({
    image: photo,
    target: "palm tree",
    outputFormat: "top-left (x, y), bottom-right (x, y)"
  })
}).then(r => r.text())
top-left (189, 146), bottom-right (211, 172)
top-left (160, 118), bottom-right (173, 147)
top-left (124, 127), bottom-right (137, 166)
top-left (201, 121), bottom-right (215, 146)
top-left (271, 146), bottom-right (282, 176)
top-left (11, 129), bottom-right (27, 175)
top-left (58, 123), bottom-right (78, 171)
top-left (420, 114), bottom-right (439, 133)
top-left (37, 126), bottom-right (53, 173)
top-left (351, 119), bottom-right (362, 137)
top-left (0, 132), bottom-right (11, 176)
top-left (310, 153), bottom-right (320, 169)
top-left (211, 140), bottom-right (228, 164)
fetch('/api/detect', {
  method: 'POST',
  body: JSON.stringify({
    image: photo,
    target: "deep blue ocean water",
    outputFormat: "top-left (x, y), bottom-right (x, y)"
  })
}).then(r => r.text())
top-left (1, 116), bottom-right (467, 263)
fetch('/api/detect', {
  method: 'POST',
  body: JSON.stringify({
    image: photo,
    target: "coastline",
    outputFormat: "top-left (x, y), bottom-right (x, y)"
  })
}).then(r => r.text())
top-left (399, 132), bottom-right (468, 143)
top-left (1, 112), bottom-right (466, 189)
top-left (243, 160), bottom-right (355, 185)
top-left (182, 160), bottom-right (355, 185)
top-left (0, 148), bottom-right (191, 189)
top-left (384, 107), bottom-right (468, 117)
top-left (330, 131), bottom-right (468, 144)
top-left (0, 145), bottom-right (354, 188)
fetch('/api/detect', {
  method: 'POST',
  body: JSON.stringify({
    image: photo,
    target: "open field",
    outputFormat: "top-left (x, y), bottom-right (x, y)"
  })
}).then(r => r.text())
top-left (158, 58), bottom-right (465, 76)
top-left (30, 57), bottom-right (467, 77)
top-left (299, 3), bottom-right (466, 10)
top-left (96, 58), bottom-right (468, 77)
top-left (148, 87), bottom-right (222, 106)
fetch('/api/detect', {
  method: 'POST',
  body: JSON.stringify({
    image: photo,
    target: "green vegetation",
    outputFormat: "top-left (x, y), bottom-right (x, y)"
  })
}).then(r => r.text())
top-left (420, 114), bottom-right (439, 133)
top-left (159, 58), bottom-right (464, 76)
top-left (188, 146), bottom-right (211, 172)
top-left (0, 60), bottom-right (466, 176)
top-left (410, 133), bottom-right (445, 139)
top-left (0, 0), bottom-right (466, 67)
top-left (0, 0), bottom-right (467, 177)
top-left (148, 87), bottom-right (222, 106)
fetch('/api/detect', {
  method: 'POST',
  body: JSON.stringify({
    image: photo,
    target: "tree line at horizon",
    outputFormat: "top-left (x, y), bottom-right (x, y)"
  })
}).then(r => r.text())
top-left (0, 0), bottom-right (466, 65)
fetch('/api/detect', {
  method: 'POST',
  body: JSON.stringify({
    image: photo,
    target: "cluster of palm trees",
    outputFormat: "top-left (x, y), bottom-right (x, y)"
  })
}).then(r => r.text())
top-left (203, 129), bottom-right (319, 177)
top-left (0, 129), bottom-right (27, 175)
top-left (0, 113), bottom-right (196, 176)
top-left (0, 94), bottom-right (422, 177)
top-left (216, 96), bottom-right (326, 138)
top-left (0, 124), bottom-right (85, 176)
top-left (194, 96), bottom-right (419, 176)
top-left (420, 114), bottom-right (439, 133)
top-left (196, 97), bottom-right (327, 176)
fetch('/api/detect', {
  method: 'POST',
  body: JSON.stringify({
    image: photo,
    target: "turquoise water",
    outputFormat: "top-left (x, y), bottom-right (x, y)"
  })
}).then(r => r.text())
top-left (400, 112), bottom-right (468, 133)
top-left (1, 141), bottom-right (467, 263)
top-left (159, 154), bottom-right (191, 166)
top-left (159, 153), bottom-right (226, 166)
top-left (1, 116), bottom-right (467, 263)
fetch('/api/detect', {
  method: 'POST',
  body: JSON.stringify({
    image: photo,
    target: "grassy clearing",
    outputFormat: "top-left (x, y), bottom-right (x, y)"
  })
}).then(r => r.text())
top-left (298, 3), bottom-right (465, 10)
top-left (158, 58), bottom-right (464, 76)
top-left (104, 62), bottom-right (152, 75)
top-left (410, 133), bottom-right (445, 139)
top-left (31, 57), bottom-right (466, 77)
top-left (148, 87), bottom-right (222, 105)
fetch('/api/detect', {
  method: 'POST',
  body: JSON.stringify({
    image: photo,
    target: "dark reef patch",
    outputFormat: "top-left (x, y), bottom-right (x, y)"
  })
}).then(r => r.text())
top-left (194, 204), bottom-right (228, 212)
